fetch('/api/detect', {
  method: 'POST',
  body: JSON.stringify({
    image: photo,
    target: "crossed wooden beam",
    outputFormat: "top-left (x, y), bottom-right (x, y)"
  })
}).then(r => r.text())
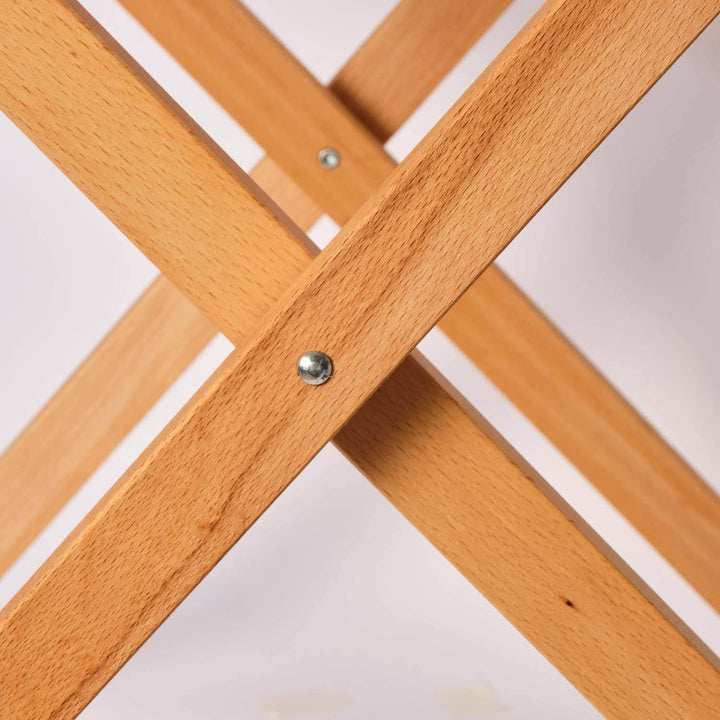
top-left (0, 0), bottom-right (719, 717)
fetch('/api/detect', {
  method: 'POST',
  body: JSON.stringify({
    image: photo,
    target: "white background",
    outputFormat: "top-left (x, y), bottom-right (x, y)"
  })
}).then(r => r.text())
top-left (0, 1), bottom-right (719, 718)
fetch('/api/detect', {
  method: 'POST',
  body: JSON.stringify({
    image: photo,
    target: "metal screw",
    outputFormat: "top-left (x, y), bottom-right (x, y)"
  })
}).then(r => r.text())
top-left (317, 147), bottom-right (341, 169)
top-left (297, 351), bottom-right (333, 386)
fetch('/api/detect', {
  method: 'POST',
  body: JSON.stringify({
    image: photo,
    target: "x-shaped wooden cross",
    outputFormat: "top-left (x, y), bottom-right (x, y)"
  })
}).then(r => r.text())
top-left (0, 0), bottom-right (719, 717)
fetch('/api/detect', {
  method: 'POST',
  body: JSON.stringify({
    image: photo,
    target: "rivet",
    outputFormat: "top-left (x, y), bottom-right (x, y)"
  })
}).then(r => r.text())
top-left (297, 351), bottom-right (333, 385)
top-left (317, 147), bottom-right (341, 169)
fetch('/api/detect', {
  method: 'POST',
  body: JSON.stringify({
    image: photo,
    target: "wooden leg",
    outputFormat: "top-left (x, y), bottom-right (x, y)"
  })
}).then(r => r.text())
top-left (0, 158), bottom-right (319, 577)
top-left (113, 0), bottom-right (720, 609)
top-left (0, 0), bottom-right (499, 574)
top-left (328, 0), bottom-right (514, 143)
top-left (3, 0), bottom-right (719, 615)
top-left (1, 1), bottom-right (718, 718)
top-left (115, 0), bottom-right (513, 226)
top-left (0, 279), bottom-right (215, 575)
top-left (441, 270), bottom-right (720, 606)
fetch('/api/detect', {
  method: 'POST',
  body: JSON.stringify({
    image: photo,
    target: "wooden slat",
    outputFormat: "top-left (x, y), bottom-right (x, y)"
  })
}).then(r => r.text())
top-left (119, 0), bottom-right (720, 608)
top-left (117, 0), bottom-right (514, 226)
top-left (0, 0), bottom-right (717, 628)
top-left (0, 279), bottom-right (215, 575)
top-left (0, 153), bottom-right (324, 577)
top-left (441, 272), bottom-right (720, 607)
top-left (329, 0), bottom-right (514, 142)
top-left (1, 1), bottom-right (719, 718)
top-left (0, 151), bottom-right (323, 577)
top-left (338, 355), bottom-right (720, 719)
top-left (117, 0), bottom-right (396, 224)
top-left (0, 0), bottom-right (482, 575)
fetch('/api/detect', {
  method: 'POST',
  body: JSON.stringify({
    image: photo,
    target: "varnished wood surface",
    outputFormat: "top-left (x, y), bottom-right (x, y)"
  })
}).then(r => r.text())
top-left (5, 0), bottom-right (715, 615)
top-left (0, 153), bottom-right (323, 578)
top-left (118, 0), bottom-right (396, 224)
top-left (1, 1), bottom-right (719, 719)
top-left (441, 271), bottom-right (720, 609)
top-left (330, 0), bottom-right (514, 142)
top-left (0, 0), bottom-right (489, 575)
top-left (339, 354), bottom-right (720, 719)
top-left (120, 0), bottom-right (720, 609)
top-left (0, 279), bottom-right (215, 576)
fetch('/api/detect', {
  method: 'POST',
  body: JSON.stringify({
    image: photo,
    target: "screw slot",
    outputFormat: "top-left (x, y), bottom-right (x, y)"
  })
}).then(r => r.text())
top-left (297, 351), bottom-right (333, 386)
top-left (317, 147), bottom-right (341, 169)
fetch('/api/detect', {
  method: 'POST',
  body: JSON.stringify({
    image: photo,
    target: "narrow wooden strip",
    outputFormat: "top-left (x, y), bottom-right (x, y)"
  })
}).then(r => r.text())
top-left (338, 354), bottom-right (720, 718)
top-left (440, 271), bottom-right (720, 608)
top-left (329, 0), bottom-right (514, 142)
top-left (1, 1), bottom-right (719, 718)
top-left (116, 0), bottom-right (514, 225)
top-left (0, 0), bottom-right (482, 575)
top-left (0, 279), bottom-right (214, 575)
top-left (119, 0), bottom-right (720, 609)
top-left (0, 0), bottom-right (314, 350)
top-left (0, 157), bottom-right (319, 578)
top-left (117, 0), bottom-right (396, 224)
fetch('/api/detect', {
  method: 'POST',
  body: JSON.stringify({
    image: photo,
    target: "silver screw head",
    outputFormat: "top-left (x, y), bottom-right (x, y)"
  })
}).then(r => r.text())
top-left (297, 351), bottom-right (333, 385)
top-left (317, 147), bottom-right (341, 169)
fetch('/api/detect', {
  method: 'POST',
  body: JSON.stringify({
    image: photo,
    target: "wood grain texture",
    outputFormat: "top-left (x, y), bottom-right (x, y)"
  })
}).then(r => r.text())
top-left (441, 270), bottom-right (720, 610)
top-left (0, 278), bottom-right (215, 576)
top-left (0, 1), bottom-right (314, 348)
top-left (29, 0), bottom-right (720, 612)
top-left (118, 0), bottom-right (396, 224)
top-left (0, 155), bottom-right (319, 579)
top-left (330, 0), bottom-right (514, 142)
top-left (0, 0), bottom-right (480, 575)
top-left (338, 354), bottom-right (720, 719)
top-left (1, 1), bottom-right (719, 719)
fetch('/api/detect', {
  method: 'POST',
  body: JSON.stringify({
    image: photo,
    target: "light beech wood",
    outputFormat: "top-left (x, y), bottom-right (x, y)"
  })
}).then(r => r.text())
top-left (339, 355), bottom-right (720, 719)
top-left (4, 0), bottom-right (716, 620)
top-left (0, 0), bottom-right (491, 575)
top-left (1, 1), bottom-right (719, 718)
top-left (0, 279), bottom-right (216, 575)
top-left (0, 155), bottom-right (321, 577)
top-left (2, 0), bottom-right (715, 613)
top-left (329, 0), bottom-right (514, 142)
top-left (116, 0), bottom-right (514, 225)
top-left (118, 0), bottom-right (396, 224)
top-left (115, 0), bottom-right (720, 611)
top-left (441, 272), bottom-right (720, 609)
